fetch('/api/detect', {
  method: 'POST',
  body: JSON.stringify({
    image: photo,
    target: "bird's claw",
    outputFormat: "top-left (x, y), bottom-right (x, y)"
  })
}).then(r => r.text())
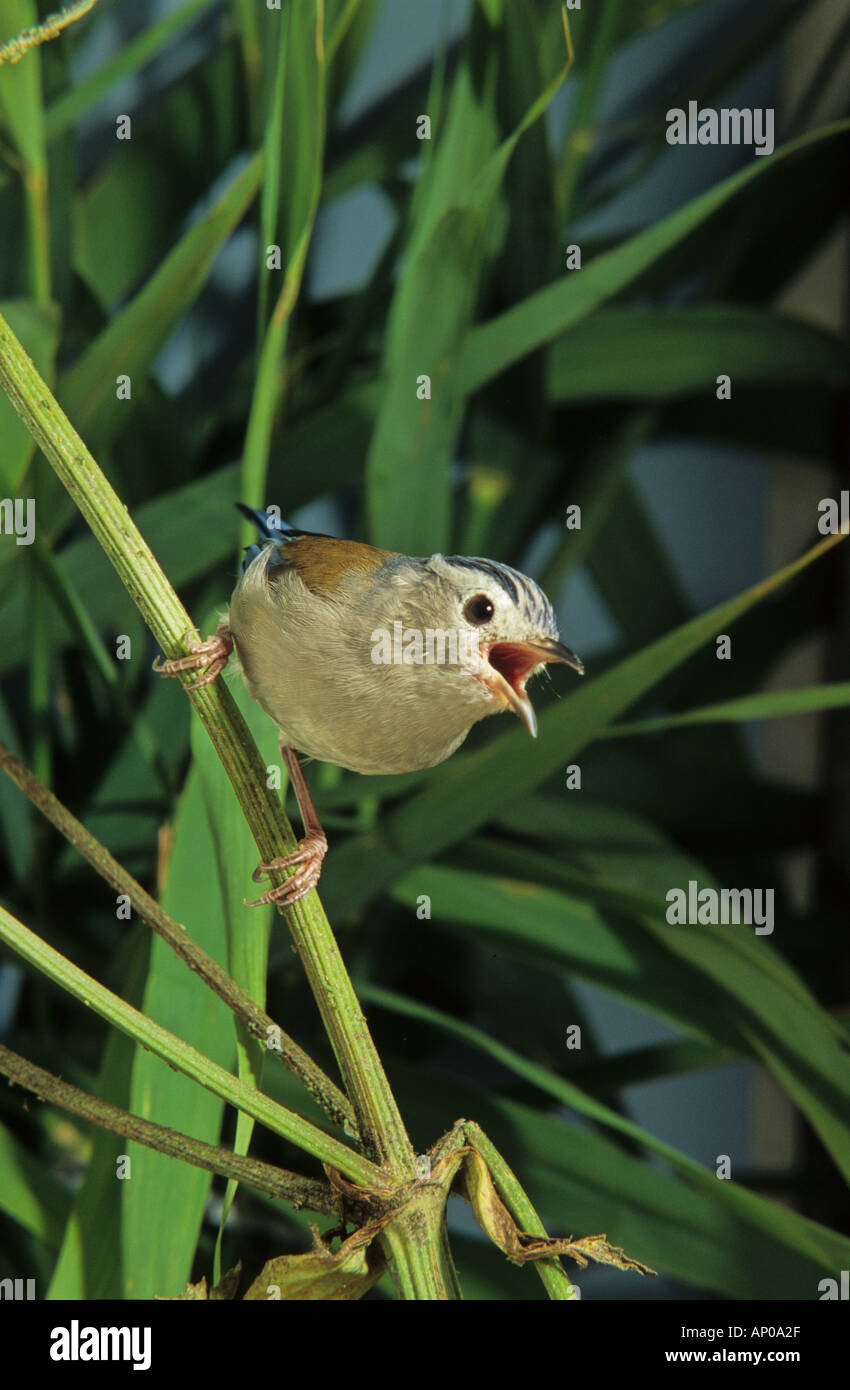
top-left (153, 631), bottom-right (233, 689)
top-left (245, 832), bottom-right (328, 908)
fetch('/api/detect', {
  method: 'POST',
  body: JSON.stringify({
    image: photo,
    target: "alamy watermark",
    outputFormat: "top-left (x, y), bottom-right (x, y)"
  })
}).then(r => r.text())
top-left (666, 881), bottom-right (774, 935)
top-left (371, 622), bottom-right (480, 666)
top-left (0, 497), bottom-right (34, 545)
top-left (666, 102), bottom-right (775, 157)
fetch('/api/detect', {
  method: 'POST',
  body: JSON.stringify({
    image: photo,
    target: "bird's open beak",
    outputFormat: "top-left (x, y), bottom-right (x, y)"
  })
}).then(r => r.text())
top-left (482, 638), bottom-right (584, 739)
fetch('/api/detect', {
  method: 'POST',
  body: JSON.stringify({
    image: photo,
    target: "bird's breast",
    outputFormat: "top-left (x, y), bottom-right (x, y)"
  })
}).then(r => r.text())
top-left (227, 574), bottom-right (496, 774)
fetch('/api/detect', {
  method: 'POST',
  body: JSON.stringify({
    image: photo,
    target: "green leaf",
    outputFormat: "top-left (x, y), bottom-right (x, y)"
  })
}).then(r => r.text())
top-left (0, 0), bottom-right (45, 172)
top-left (0, 0), bottom-right (50, 300)
top-left (72, 40), bottom-right (247, 307)
top-left (61, 152), bottom-right (262, 447)
top-left (547, 306), bottom-right (850, 402)
top-left (47, 930), bottom-right (152, 1299)
top-left (366, 4), bottom-right (572, 551)
top-left (389, 859), bottom-right (747, 1053)
top-left (122, 769), bottom-right (234, 1299)
top-left (0, 1119), bottom-right (69, 1248)
top-left (456, 121), bottom-right (850, 397)
top-left (388, 854), bottom-right (850, 1186)
top-left (192, 672), bottom-right (272, 1280)
top-left (240, 0), bottom-right (327, 531)
top-left (605, 683), bottom-right (850, 738)
top-left (44, 0), bottom-right (220, 141)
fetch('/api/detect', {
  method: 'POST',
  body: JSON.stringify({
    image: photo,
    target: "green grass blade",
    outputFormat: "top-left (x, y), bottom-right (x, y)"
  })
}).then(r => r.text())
top-left (240, 0), bottom-right (326, 535)
top-left (456, 121), bottom-right (850, 397)
top-left (387, 856), bottom-right (850, 1185)
top-left (0, 1120), bottom-right (70, 1249)
top-left (191, 675), bottom-right (272, 1283)
top-left (44, 0), bottom-right (220, 140)
top-left (548, 305), bottom-right (850, 402)
top-left (47, 933), bottom-right (151, 1299)
top-left (121, 766), bottom-right (236, 1298)
top-left (605, 684), bottom-right (850, 739)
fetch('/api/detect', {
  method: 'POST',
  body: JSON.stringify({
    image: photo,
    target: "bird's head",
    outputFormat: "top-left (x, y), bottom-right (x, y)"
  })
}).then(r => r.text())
top-left (368, 552), bottom-right (584, 739)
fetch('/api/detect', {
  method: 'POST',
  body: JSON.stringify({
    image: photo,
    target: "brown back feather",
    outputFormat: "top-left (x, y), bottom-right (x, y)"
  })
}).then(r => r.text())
top-left (269, 535), bottom-right (396, 595)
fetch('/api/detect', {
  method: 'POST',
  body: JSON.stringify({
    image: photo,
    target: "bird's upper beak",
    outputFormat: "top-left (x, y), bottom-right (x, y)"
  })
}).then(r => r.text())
top-left (482, 638), bottom-right (584, 739)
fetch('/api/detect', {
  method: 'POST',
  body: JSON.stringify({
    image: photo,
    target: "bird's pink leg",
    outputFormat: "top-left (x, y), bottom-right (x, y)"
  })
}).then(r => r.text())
top-left (246, 741), bottom-right (328, 908)
top-left (153, 628), bottom-right (233, 689)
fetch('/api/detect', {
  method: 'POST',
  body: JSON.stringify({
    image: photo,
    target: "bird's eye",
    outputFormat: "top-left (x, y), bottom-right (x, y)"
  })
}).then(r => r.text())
top-left (463, 593), bottom-right (495, 625)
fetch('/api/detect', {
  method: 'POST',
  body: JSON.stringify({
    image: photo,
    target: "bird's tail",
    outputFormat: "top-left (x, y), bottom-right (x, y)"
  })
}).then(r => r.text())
top-left (235, 503), bottom-right (303, 573)
top-left (234, 503), bottom-right (299, 539)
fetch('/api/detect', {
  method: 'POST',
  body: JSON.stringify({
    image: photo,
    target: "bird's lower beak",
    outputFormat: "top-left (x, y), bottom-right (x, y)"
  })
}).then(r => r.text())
top-left (483, 638), bottom-right (584, 739)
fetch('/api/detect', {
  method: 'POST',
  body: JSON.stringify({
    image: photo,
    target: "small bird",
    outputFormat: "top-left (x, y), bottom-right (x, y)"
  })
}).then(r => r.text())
top-left (155, 506), bottom-right (583, 907)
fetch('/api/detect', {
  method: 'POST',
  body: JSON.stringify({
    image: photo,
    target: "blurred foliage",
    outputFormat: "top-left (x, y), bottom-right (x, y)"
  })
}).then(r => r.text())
top-left (0, 0), bottom-right (849, 1300)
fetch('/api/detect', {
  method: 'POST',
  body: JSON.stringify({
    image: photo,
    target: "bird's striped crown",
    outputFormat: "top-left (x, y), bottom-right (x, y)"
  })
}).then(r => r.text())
top-left (428, 553), bottom-right (560, 638)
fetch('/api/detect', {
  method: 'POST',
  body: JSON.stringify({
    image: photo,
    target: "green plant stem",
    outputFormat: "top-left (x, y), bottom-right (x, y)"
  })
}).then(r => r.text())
top-left (257, 10), bottom-right (287, 342)
top-left (0, 737), bottom-right (356, 1135)
top-left (556, 0), bottom-right (622, 222)
top-left (23, 168), bottom-right (51, 305)
top-left (0, 1045), bottom-right (337, 1215)
top-left (0, 0), bottom-right (98, 67)
top-left (458, 1123), bottom-right (576, 1301)
top-left (379, 1199), bottom-right (463, 1300)
top-left (0, 901), bottom-right (383, 1189)
top-left (231, 0), bottom-right (263, 142)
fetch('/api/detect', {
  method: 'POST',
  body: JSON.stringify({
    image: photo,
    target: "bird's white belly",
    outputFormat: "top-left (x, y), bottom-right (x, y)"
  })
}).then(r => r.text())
top-left (227, 591), bottom-right (496, 775)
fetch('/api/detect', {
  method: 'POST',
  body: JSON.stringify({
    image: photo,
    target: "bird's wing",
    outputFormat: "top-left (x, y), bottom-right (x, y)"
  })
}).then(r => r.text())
top-left (268, 535), bottom-right (397, 596)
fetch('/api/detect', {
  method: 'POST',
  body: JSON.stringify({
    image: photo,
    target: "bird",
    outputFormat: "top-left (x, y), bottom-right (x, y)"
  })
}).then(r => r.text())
top-left (155, 505), bottom-right (584, 907)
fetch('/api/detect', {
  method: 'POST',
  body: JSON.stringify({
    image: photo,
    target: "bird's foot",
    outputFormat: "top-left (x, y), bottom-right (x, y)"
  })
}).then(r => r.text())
top-left (245, 832), bottom-right (328, 908)
top-left (153, 630), bottom-right (233, 689)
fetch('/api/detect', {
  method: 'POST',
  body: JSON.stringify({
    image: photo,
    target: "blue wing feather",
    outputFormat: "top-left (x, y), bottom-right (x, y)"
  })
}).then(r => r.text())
top-left (234, 503), bottom-right (305, 572)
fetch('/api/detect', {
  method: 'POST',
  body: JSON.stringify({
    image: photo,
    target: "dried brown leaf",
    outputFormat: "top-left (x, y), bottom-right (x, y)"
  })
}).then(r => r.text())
top-left (456, 1147), bottom-right (655, 1276)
